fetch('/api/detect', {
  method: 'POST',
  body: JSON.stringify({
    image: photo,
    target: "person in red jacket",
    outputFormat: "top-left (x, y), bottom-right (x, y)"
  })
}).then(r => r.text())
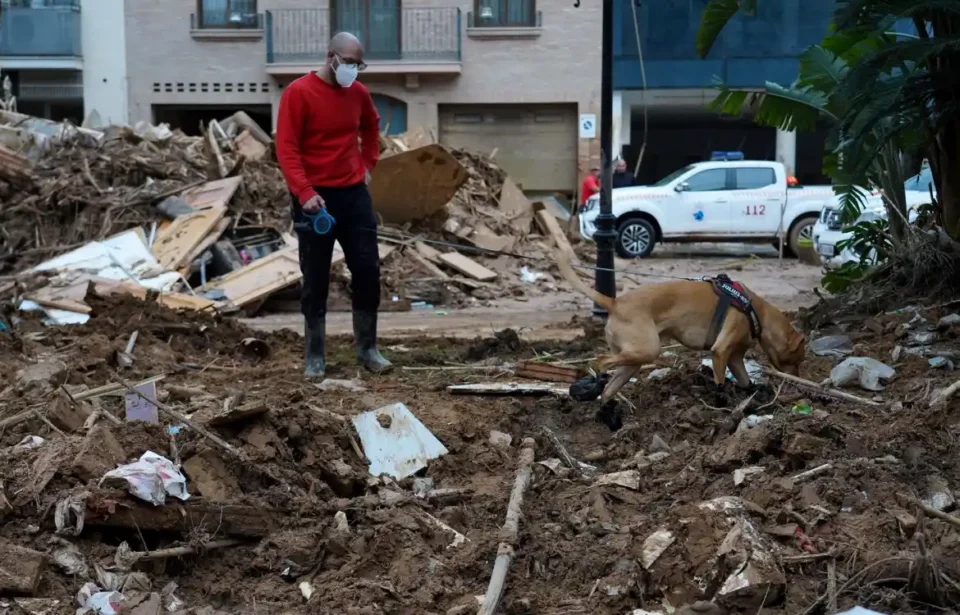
top-left (275, 32), bottom-right (391, 379)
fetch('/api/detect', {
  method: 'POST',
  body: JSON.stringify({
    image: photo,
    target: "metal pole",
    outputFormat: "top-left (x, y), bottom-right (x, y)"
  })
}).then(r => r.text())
top-left (593, 0), bottom-right (617, 318)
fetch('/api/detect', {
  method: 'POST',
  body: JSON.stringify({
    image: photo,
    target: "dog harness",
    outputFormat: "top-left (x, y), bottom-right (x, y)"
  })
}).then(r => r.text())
top-left (703, 274), bottom-right (762, 349)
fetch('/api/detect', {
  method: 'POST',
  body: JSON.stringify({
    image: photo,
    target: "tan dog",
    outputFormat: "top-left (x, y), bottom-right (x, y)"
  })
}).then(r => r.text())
top-left (556, 256), bottom-right (805, 404)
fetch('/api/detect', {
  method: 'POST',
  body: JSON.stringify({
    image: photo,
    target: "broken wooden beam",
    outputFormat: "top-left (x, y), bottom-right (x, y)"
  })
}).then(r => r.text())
top-left (83, 498), bottom-right (274, 538)
top-left (534, 205), bottom-right (580, 266)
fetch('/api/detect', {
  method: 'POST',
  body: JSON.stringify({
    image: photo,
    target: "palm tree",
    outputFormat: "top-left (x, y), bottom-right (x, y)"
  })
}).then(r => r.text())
top-left (699, 0), bottom-right (960, 241)
top-left (709, 31), bottom-right (913, 242)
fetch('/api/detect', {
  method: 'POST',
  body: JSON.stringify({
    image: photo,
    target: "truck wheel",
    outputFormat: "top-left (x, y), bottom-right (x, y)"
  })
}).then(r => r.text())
top-left (787, 216), bottom-right (817, 257)
top-left (616, 218), bottom-right (656, 259)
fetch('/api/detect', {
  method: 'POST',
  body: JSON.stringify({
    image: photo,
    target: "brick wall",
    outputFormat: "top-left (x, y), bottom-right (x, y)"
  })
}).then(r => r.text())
top-left (125, 0), bottom-right (602, 182)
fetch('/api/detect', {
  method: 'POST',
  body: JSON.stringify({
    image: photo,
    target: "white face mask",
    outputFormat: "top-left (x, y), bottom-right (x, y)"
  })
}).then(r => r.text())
top-left (333, 56), bottom-right (359, 87)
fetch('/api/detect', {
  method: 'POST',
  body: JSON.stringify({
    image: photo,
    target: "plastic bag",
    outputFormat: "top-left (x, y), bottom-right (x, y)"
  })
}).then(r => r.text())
top-left (99, 451), bottom-right (189, 506)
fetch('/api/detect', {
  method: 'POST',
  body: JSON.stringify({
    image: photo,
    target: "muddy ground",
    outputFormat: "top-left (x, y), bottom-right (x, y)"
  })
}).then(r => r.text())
top-left (2, 289), bottom-right (960, 615)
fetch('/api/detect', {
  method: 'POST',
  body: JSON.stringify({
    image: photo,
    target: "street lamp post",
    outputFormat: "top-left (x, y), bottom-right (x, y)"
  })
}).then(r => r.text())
top-left (592, 0), bottom-right (617, 317)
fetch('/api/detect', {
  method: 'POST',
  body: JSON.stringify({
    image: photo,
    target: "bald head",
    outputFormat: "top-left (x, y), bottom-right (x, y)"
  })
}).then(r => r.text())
top-left (328, 32), bottom-right (364, 63)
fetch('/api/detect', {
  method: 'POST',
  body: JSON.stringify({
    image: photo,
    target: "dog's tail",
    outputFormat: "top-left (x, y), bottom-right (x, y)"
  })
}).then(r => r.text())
top-left (553, 248), bottom-right (616, 313)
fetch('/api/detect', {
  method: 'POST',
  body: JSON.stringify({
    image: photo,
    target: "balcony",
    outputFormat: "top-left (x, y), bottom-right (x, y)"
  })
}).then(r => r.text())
top-left (190, 0), bottom-right (264, 40)
top-left (467, 0), bottom-right (541, 38)
top-left (265, 7), bottom-right (461, 76)
top-left (0, 2), bottom-right (82, 68)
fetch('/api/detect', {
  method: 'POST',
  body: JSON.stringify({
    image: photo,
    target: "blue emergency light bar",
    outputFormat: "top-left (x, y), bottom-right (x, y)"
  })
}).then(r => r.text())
top-left (710, 151), bottom-right (745, 161)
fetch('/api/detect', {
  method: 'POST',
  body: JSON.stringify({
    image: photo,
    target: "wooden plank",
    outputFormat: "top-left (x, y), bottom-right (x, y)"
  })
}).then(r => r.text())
top-left (369, 144), bottom-right (469, 224)
top-left (208, 247), bottom-right (301, 308)
top-left (438, 252), bottom-right (498, 282)
top-left (180, 176), bottom-right (242, 209)
top-left (498, 177), bottom-right (534, 231)
top-left (235, 129), bottom-right (267, 161)
top-left (91, 279), bottom-right (215, 312)
top-left (514, 361), bottom-right (581, 383)
top-left (152, 207), bottom-right (227, 270)
top-left (416, 240), bottom-right (443, 262)
top-left (182, 216), bottom-right (231, 267)
top-left (447, 382), bottom-right (569, 396)
top-left (409, 251), bottom-right (450, 279)
top-left (534, 206), bottom-right (580, 266)
top-left (0, 143), bottom-right (34, 188)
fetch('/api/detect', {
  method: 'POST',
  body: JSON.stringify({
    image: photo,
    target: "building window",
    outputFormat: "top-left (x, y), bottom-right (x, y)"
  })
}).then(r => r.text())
top-left (473, 0), bottom-right (536, 27)
top-left (196, 0), bottom-right (259, 29)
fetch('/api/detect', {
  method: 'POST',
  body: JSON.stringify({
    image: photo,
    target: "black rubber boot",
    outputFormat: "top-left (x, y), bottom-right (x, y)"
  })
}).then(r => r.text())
top-left (353, 310), bottom-right (393, 373)
top-left (304, 318), bottom-right (326, 379)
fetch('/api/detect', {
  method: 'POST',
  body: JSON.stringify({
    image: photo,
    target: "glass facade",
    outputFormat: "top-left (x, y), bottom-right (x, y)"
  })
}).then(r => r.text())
top-left (614, 0), bottom-right (835, 89)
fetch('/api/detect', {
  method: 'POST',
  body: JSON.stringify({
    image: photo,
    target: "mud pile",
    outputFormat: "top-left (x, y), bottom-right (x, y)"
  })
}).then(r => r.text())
top-left (2, 294), bottom-right (959, 613)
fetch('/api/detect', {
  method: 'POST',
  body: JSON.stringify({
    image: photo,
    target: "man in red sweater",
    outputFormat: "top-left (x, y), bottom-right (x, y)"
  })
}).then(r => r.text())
top-left (276, 32), bottom-right (391, 379)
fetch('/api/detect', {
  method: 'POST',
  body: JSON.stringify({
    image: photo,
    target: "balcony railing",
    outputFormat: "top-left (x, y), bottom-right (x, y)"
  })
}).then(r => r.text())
top-left (266, 7), bottom-right (461, 64)
top-left (0, 4), bottom-right (81, 57)
top-left (194, 0), bottom-right (261, 29)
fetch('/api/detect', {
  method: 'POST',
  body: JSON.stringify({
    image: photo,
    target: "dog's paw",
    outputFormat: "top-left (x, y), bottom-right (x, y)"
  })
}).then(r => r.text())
top-left (595, 400), bottom-right (623, 432)
top-left (569, 372), bottom-right (610, 402)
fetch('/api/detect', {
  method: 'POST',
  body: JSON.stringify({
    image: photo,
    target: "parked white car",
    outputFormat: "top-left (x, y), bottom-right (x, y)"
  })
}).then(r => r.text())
top-left (813, 169), bottom-right (933, 267)
top-left (578, 160), bottom-right (828, 258)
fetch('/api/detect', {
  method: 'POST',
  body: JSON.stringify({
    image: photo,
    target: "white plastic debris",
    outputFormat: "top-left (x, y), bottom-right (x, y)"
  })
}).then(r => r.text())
top-left (594, 470), bottom-right (640, 490)
top-left (647, 368), bottom-right (672, 381)
top-left (829, 357), bottom-right (895, 391)
top-left (49, 539), bottom-right (87, 576)
top-left (640, 528), bottom-right (675, 569)
top-left (837, 608), bottom-right (887, 615)
top-left (737, 414), bottom-right (774, 432)
top-left (76, 583), bottom-right (123, 615)
top-left (12, 435), bottom-right (45, 453)
top-left (809, 334), bottom-right (853, 357)
top-left (701, 358), bottom-right (765, 384)
top-left (938, 313), bottom-right (960, 329)
top-left (99, 451), bottom-right (189, 506)
top-left (351, 402), bottom-right (449, 480)
top-left (520, 266), bottom-right (545, 283)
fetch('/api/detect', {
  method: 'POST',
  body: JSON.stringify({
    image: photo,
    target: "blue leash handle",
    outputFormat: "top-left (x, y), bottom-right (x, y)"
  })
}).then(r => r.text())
top-left (296, 209), bottom-right (336, 235)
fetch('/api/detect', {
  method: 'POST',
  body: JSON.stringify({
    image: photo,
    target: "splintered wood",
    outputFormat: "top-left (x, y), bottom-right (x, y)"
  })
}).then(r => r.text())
top-left (207, 246), bottom-right (301, 309)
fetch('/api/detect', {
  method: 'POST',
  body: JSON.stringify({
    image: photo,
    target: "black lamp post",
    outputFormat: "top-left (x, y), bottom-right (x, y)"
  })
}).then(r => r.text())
top-left (592, 0), bottom-right (617, 317)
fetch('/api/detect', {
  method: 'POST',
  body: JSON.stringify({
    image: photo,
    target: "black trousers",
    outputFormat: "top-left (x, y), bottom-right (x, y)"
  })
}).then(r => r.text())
top-left (291, 183), bottom-right (380, 322)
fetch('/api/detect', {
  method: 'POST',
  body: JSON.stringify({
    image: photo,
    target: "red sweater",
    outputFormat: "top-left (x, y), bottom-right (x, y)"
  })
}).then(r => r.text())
top-left (276, 72), bottom-right (381, 204)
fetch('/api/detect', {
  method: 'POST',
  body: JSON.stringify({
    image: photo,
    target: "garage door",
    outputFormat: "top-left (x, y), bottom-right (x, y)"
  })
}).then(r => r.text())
top-left (439, 104), bottom-right (578, 193)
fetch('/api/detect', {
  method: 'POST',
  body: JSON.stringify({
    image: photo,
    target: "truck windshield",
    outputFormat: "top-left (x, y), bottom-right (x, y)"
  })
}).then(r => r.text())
top-left (651, 165), bottom-right (696, 187)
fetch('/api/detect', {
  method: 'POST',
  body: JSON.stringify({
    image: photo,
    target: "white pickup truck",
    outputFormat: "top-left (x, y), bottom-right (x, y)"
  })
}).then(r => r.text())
top-left (578, 160), bottom-right (829, 258)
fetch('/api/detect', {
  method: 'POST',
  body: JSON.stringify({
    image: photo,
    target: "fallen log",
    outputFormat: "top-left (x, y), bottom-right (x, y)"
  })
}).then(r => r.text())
top-left (478, 438), bottom-right (536, 615)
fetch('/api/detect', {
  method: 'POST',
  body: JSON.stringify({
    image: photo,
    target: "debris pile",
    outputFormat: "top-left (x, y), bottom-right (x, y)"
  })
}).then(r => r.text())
top-left (0, 110), bottom-right (578, 323)
top-left (1, 290), bottom-right (960, 613)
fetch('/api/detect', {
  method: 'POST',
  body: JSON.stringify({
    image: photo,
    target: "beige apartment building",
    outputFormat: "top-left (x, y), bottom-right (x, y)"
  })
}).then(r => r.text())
top-left (122, 0), bottom-right (601, 195)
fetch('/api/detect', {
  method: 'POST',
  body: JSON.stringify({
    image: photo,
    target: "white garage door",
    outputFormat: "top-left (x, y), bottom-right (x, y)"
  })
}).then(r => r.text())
top-left (439, 104), bottom-right (578, 193)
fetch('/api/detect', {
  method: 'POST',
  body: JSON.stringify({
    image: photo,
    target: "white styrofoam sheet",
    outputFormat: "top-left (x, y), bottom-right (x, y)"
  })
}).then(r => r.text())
top-left (352, 402), bottom-right (449, 479)
top-left (32, 229), bottom-right (178, 290)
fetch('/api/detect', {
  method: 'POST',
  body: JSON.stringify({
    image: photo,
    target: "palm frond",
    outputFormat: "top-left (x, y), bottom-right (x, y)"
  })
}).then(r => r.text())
top-left (710, 79), bottom-right (834, 132)
top-left (835, 0), bottom-right (960, 30)
top-left (696, 0), bottom-right (757, 58)
top-left (797, 45), bottom-right (849, 94)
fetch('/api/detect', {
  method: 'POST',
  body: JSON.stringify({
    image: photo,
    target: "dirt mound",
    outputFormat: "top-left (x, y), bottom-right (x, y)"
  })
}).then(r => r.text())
top-left (2, 295), bottom-right (960, 613)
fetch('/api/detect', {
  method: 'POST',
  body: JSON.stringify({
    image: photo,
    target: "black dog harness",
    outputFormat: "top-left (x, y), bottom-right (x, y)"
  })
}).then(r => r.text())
top-left (704, 274), bottom-right (762, 349)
